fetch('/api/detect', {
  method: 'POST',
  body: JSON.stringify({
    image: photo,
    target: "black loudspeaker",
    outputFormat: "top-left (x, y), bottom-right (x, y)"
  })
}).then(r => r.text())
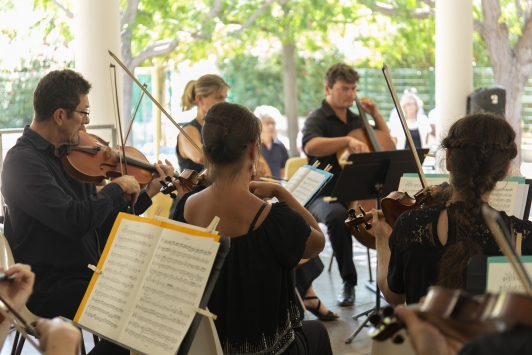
top-left (467, 85), bottom-right (506, 117)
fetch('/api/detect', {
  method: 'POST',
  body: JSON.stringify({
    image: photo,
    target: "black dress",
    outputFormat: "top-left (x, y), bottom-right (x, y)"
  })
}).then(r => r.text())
top-left (175, 193), bottom-right (311, 355)
top-left (387, 202), bottom-right (532, 304)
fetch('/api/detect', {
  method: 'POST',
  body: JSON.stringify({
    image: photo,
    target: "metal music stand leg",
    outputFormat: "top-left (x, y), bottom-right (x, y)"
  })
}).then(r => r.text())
top-left (345, 282), bottom-right (382, 344)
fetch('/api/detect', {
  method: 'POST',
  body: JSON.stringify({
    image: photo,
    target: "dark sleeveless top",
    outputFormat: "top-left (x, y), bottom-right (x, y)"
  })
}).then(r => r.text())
top-left (405, 128), bottom-right (422, 149)
top-left (174, 192), bottom-right (311, 355)
top-left (176, 118), bottom-right (204, 171)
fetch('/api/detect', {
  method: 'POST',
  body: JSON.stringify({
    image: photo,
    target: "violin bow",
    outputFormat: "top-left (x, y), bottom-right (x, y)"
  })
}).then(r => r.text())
top-left (482, 204), bottom-right (532, 295)
top-left (125, 83), bottom-right (148, 143)
top-left (108, 50), bottom-right (203, 155)
top-left (0, 294), bottom-right (43, 354)
top-left (110, 63), bottom-right (135, 213)
top-left (382, 64), bottom-right (429, 191)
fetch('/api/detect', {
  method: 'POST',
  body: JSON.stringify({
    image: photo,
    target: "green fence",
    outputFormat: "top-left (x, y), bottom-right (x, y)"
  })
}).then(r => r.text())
top-left (2, 68), bottom-right (532, 130)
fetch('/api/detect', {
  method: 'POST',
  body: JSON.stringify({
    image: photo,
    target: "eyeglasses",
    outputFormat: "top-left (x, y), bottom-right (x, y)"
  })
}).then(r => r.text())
top-left (70, 109), bottom-right (90, 117)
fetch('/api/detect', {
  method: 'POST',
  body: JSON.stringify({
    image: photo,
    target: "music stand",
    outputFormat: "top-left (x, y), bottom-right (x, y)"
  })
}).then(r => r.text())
top-left (330, 149), bottom-right (429, 344)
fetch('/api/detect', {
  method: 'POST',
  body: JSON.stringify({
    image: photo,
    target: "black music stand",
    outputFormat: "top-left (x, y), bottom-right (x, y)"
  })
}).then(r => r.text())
top-left (331, 149), bottom-right (429, 344)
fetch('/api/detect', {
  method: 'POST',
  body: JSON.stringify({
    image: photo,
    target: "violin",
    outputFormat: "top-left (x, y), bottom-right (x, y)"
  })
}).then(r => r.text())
top-left (370, 286), bottom-right (532, 345)
top-left (60, 131), bottom-right (207, 197)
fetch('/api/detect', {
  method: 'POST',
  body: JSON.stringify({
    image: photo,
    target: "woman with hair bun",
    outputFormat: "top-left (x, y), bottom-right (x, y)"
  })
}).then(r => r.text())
top-left (172, 102), bottom-right (333, 354)
top-left (176, 74), bottom-right (229, 172)
top-left (372, 112), bottom-right (532, 306)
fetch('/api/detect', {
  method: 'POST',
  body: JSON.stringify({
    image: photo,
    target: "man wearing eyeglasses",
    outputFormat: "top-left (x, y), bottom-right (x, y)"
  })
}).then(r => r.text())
top-left (1, 69), bottom-right (172, 354)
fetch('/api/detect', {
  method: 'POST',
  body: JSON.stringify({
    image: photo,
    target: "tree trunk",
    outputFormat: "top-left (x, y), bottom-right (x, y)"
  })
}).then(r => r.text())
top-left (282, 42), bottom-right (299, 158)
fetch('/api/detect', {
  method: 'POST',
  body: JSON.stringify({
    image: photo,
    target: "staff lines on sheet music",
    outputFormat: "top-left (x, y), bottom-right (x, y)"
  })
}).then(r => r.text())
top-left (94, 290), bottom-right (127, 305)
top-left (160, 239), bottom-right (213, 255)
top-left (86, 312), bottom-right (118, 328)
top-left (135, 304), bottom-right (187, 327)
top-left (114, 244), bottom-right (148, 258)
top-left (106, 260), bottom-right (141, 273)
top-left (88, 305), bottom-right (121, 320)
top-left (123, 329), bottom-right (173, 352)
top-left (142, 286), bottom-right (195, 305)
top-left (148, 268), bottom-right (201, 288)
top-left (157, 246), bottom-right (210, 264)
top-left (145, 276), bottom-right (198, 299)
top-left (139, 296), bottom-right (190, 316)
top-left (116, 236), bottom-right (152, 248)
top-left (121, 226), bottom-right (155, 239)
top-left (503, 272), bottom-right (520, 282)
top-left (127, 321), bottom-right (179, 343)
top-left (89, 298), bottom-right (124, 313)
top-left (156, 254), bottom-right (207, 271)
top-left (104, 266), bottom-right (139, 281)
top-left (151, 261), bottom-right (203, 282)
top-left (110, 251), bottom-right (145, 265)
top-left (99, 281), bottom-right (131, 297)
top-left (499, 284), bottom-right (525, 292)
top-left (101, 274), bottom-right (135, 289)
top-left (131, 312), bottom-right (183, 334)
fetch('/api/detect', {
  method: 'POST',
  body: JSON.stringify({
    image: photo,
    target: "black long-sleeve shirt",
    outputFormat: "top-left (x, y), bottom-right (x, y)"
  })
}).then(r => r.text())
top-left (1, 126), bottom-right (152, 314)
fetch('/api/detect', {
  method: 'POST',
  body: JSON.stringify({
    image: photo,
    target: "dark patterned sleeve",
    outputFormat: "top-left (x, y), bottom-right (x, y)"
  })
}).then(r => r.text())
top-left (266, 202), bottom-right (311, 270)
top-left (387, 215), bottom-right (406, 295)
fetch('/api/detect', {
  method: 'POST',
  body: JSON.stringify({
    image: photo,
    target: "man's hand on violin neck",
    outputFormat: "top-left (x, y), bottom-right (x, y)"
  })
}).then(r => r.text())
top-left (145, 160), bottom-right (175, 198)
top-left (347, 137), bottom-right (369, 154)
top-left (111, 176), bottom-right (140, 205)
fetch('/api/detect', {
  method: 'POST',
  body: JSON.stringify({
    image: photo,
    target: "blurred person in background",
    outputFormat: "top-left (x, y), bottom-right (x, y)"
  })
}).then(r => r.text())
top-left (254, 105), bottom-right (289, 179)
top-left (389, 92), bottom-right (432, 150)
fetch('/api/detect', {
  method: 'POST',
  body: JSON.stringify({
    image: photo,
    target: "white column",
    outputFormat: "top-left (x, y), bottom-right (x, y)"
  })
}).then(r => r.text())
top-left (73, 0), bottom-right (121, 140)
top-left (435, 0), bottom-right (473, 170)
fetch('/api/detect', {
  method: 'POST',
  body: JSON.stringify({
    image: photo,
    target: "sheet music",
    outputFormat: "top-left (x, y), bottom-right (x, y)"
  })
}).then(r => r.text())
top-left (284, 166), bottom-right (311, 193)
top-left (398, 176), bottom-right (521, 216)
top-left (291, 170), bottom-right (327, 206)
top-left (117, 229), bottom-right (219, 355)
top-left (487, 256), bottom-right (532, 293)
top-left (76, 218), bottom-right (160, 339)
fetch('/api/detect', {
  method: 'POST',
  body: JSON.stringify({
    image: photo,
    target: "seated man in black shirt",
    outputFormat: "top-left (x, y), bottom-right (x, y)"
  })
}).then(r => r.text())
top-left (1, 69), bottom-right (173, 354)
top-left (301, 63), bottom-right (390, 306)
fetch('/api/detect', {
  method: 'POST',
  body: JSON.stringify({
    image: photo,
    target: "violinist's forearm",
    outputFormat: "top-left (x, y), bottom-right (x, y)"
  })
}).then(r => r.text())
top-left (0, 318), bottom-right (10, 350)
top-left (304, 137), bottom-right (351, 157)
top-left (376, 236), bottom-right (405, 306)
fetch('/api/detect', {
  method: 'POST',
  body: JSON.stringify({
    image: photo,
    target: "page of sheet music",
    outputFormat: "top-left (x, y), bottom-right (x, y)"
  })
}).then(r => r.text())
top-left (397, 176), bottom-right (520, 216)
top-left (117, 229), bottom-right (219, 355)
top-left (284, 166), bottom-right (311, 193)
top-left (77, 218), bottom-right (161, 340)
top-left (291, 170), bottom-right (327, 206)
top-left (486, 256), bottom-right (532, 293)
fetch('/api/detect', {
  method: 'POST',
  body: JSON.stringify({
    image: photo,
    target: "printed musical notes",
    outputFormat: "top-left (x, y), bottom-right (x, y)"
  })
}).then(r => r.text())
top-left (487, 256), bottom-right (532, 293)
top-left (74, 213), bottom-right (220, 355)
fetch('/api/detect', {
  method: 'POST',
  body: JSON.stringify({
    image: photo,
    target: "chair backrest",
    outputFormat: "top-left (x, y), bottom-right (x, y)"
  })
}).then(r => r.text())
top-left (0, 233), bottom-right (14, 269)
top-left (285, 157), bottom-right (307, 180)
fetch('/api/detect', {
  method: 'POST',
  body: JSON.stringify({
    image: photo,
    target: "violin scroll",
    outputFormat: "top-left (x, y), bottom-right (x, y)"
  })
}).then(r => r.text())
top-left (158, 168), bottom-right (208, 198)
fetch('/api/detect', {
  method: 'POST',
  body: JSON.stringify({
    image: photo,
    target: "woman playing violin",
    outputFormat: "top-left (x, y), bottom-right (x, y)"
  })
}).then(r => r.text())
top-left (172, 102), bottom-right (332, 355)
top-left (372, 112), bottom-right (532, 306)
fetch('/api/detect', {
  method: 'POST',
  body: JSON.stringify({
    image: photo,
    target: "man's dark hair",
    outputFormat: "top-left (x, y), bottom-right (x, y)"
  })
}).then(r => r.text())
top-left (33, 69), bottom-right (92, 122)
top-left (324, 63), bottom-right (360, 88)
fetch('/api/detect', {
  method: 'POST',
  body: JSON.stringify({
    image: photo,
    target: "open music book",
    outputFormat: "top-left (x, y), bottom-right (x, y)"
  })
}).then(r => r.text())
top-left (398, 174), bottom-right (530, 218)
top-left (281, 165), bottom-right (333, 207)
top-left (73, 213), bottom-right (229, 355)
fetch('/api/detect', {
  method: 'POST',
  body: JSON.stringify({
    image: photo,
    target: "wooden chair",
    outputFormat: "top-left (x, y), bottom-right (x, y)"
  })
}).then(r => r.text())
top-left (284, 157), bottom-right (307, 180)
